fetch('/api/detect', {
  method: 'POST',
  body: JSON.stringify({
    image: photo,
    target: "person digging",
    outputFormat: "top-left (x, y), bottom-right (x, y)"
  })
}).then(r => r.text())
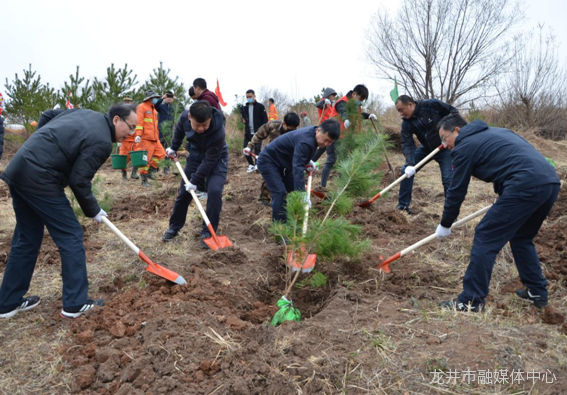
top-left (162, 101), bottom-right (229, 248)
top-left (0, 104), bottom-right (138, 319)
top-left (256, 119), bottom-right (340, 231)
top-left (435, 114), bottom-right (560, 312)
top-left (243, 112), bottom-right (301, 206)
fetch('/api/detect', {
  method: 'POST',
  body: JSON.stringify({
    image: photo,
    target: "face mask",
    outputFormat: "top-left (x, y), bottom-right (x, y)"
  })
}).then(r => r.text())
top-left (247, 98), bottom-right (254, 103)
top-left (151, 98), bottom-right (159, 105)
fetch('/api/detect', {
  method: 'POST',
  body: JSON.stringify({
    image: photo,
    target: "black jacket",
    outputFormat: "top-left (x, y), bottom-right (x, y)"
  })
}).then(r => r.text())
top-left (0, 116), bottom-right (4, 162)
top-left (37, 109), bottom-right (74, 130)
top-left (259, 126), bottom-right (319, 191)
top-left (401, 99), bottom-right (459, 164)
top-left (170, 108), bottom-right (228, 186)
top-left (240, 102), bottom-right (268, 134)
top-left (1, 109), bottom-right (116, 217)
top-left (441, 120), bottom-right (560, 227)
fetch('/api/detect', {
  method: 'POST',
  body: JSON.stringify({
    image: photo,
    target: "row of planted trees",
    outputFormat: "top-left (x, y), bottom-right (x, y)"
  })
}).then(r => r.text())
top-left (3, 62), bottom-right (187, 138)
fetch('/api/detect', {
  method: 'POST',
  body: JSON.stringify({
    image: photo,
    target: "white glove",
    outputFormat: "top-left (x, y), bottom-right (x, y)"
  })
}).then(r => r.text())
top-left (185, 182), bottom-right (197, 192)
top-left (404, 166), bottom-right (416, 178)
top-left (324, 98), bottom-right (331, 106)
top-left (344, 120), bottom-right (351, 129)
top-left (303, 194), bottom-right (312, 209)
top-left (134, 136), bottom-right (141, 143)
top-left (436, 224), bottom-right (452, 240)
top-left (93, 209), bottom-right (108, 223)
top-left (165, 147), bottom-right (177, 158)
top-left (117, 143), bottom-right (122, 147)
top-left (243, 147), bottom-right (251, 156)
top-left (369, 114), bottom-right (377, 120)
top-left (305, 160), bottom-right (318, 173)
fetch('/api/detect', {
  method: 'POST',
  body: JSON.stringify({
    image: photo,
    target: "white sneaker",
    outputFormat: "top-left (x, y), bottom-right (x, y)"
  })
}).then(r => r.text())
top-left (195, 190), bottom-right (208, 200)
top-left (60, 299), bottom-right (104, 319)
top-left (246, 164), bottom-right (255, 173)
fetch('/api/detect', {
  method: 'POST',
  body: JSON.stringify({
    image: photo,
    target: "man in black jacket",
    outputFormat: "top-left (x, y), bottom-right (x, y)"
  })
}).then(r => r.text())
top-left (240, 89), bottom-right (268, 172)
top-left (162, 101), bottom-right (229, 248)
top-left (395, 95), bottom-right (459, 214)
top-left (0, 105), bottom-right (138, 319)
top-left (435, 114), bottom-right (560, 312)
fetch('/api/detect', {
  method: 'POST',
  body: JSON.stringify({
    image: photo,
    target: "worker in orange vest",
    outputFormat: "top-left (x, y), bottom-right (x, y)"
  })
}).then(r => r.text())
top-left (132, 90), bottom-right (166, 187)
top-left (315, 87), bottom-right (338, 124)
top-left (118, 96), bottom-right (140, 181)
top-left (268, 98), bottom-right (278, 121)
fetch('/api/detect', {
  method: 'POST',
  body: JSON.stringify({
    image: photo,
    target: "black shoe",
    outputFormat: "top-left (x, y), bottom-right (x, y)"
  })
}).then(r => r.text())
top-left (148, 167), bottom-right (158, 180)
top-left (200, 232), bottom-right (211, 249)
top-left (515, 288), bottom-right (548, 308)
top-left (130, 168), bottom-right (140, 180)
top-left (396, 205), bottom-right (413, 215)
top-left (141, 174), bottom-right (151, 187)
top-left (258, 199), bottom-right (270, 207)
top-left (162, 228), bottom-right (179, 242)
top-left (439, 298), bottom-right (483, 312)
top-left (60, 299), bottom-right (104, 319)
top-left (164, 168), bottom-right (170, 175)
top-left (0, 296), bottom-right (41, 319)
top-left (121, 170), bottom-right (128, 181)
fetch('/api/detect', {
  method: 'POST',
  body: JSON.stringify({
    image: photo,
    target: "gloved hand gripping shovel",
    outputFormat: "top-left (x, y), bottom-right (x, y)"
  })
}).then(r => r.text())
top-left (358, 144), bottom-right (445, 207)
top-left (287, 172), bottom-right (317, 273)
top-left (375, 205), bottom-right (491, 273)
top-left (172, 157), bottom-right (232, 250)
top-left (101, 217), bottom-right (186, 285)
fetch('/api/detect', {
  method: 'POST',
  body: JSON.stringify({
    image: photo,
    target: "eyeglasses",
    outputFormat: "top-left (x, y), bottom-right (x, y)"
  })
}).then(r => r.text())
top-left (440, 131), bottom-right (453, 145)
top-left (121, 118), bottom-right (137, 133)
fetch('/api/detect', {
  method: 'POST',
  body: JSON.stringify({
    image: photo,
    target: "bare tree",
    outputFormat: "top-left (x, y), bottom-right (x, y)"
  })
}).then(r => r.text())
top-left (365, 0), bottom-right (523, 105)
top-left (494, 26), bottom-right (567, 139)
top-left (256, 86), bottom-right (292, 115)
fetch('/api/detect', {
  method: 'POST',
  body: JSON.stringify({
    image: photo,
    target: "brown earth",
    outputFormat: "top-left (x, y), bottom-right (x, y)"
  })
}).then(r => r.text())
top-left (1, 149), bottom-right (566, 394)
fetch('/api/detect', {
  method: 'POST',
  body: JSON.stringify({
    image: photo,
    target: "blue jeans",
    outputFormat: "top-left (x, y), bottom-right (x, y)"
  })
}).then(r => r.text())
top-left (169, 154), bottom-right (228, 234)
top-left (398, 146), bottom-right (452, 208)
top-left (0, 187), bottom-right (89, 312)
top-left (257, 156), bottom-right (295, 222)
top-left (459, 183), bottom-right (560, 307)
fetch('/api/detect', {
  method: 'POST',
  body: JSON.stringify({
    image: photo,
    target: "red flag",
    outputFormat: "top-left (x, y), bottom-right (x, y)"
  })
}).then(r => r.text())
top-left (66, 91), bottom-right (74, 109)
top-left (215, 79), bottom-right (227, 107)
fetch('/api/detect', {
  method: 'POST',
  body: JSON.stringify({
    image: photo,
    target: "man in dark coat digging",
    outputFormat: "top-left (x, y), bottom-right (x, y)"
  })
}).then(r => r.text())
top-left (435, 114), bottom-right (560, 312)
top-left (0, 104), bottom-right (138, 319)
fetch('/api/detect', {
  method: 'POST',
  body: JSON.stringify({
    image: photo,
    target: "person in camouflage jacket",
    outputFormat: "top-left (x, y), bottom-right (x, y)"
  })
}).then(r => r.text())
top-left (243, 112), bottom-right (300, 204)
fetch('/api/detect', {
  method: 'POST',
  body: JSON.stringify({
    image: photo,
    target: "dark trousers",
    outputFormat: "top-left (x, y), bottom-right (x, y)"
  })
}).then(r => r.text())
top-left (0, 187), bottom-right (89, 312)
top-left (459, 183), bottom-right (560, 306)
top-left (244, 133), bottom-right (262, 166)
top-left (257, 156), bottom-right (294, 222)
top-left (398, 146), bottom-right (452, 208)
top-left (169, 155), bottom-right (228, 235)
top-left (313, 140), bottom-right (340, 187)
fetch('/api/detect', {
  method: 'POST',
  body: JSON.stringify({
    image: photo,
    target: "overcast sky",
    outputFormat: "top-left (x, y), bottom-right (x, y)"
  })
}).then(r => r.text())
top-left (1, 0), bottom-right (566, 111)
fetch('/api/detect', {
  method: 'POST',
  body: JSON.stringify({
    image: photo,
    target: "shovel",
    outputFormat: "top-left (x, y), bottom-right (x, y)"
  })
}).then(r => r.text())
top-left (287, 172), bottom-right (317, 273)
top-left (376, 205), bottom-right (492, 273)
top-left (172, 157), bottom-right (232, 250)
top-left (101, 217), bottom-right (187, 285)
top-left (358, 144), bottom-right (444, 207)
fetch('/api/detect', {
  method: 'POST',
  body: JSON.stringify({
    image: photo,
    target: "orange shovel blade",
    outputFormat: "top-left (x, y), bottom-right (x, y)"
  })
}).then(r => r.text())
top-left (139, 251), bottom-right (187, 285)
top-left (310, 189), bottom-right (326, 199)
top-left (204, 235), bottom-right (233, 250)
top-left (287, 245), bottom-right (317, 273)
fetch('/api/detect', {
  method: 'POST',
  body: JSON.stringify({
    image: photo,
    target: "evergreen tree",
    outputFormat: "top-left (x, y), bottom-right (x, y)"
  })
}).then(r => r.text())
top-left (91, 63), bottom-right (138, 112)
top-left (4, 64), bottom-right (58, 137)
top-left (58, 66), bottom-right (94, 109)
top-left (138, 62), bottom-right (186, 103)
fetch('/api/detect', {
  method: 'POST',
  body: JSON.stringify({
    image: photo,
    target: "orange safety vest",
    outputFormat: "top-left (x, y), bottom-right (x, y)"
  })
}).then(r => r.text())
top-left (268, 103), bottom-right (279, 121)
top-left (134, 101), bottom-right (160, 141)
top-left (333, 95), bottom-right (362, 137)
top-left (317, 101), bottom-right (338, 124)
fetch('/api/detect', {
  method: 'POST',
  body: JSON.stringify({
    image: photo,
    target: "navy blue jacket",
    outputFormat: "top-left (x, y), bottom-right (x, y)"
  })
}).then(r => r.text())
top-left (170, 108), bottom-right (228, 186)
top-left (154, 99), bottom-right (174, 132)
top-left (401, 99), bottom-right (459, 164)
top-left (1, 109), bottom-right (116, 217)
top-left (259, 126), bottom-right (318, 191)
top-left (441, 120), bottom-right (560, 227)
